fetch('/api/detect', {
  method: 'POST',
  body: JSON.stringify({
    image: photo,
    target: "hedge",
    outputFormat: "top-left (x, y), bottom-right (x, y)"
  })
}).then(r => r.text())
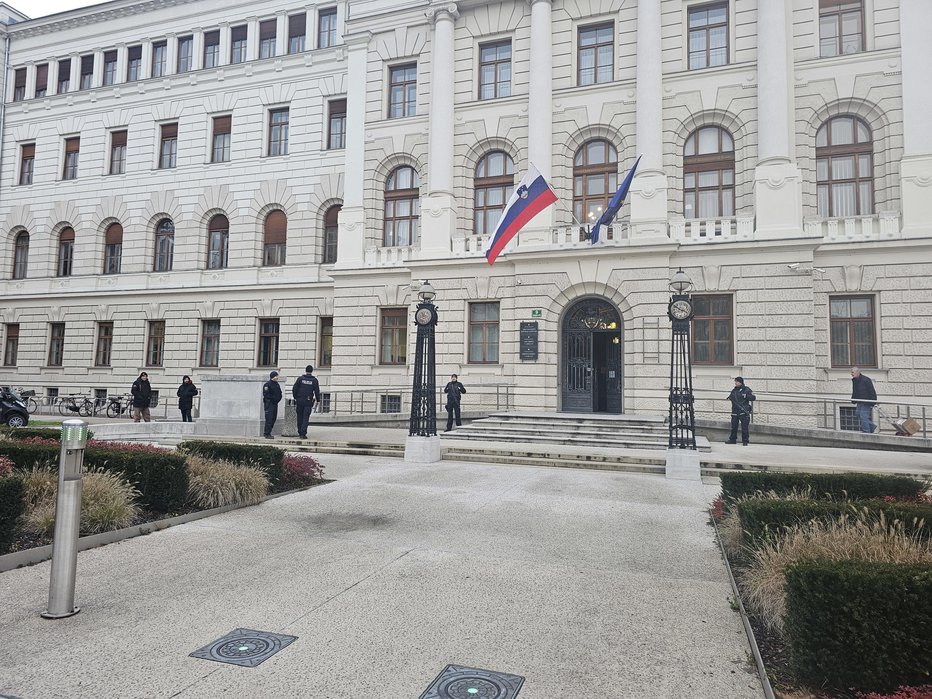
top-left (737, 499), bottom-right (932, 548)
top-left (0, 442), bottom-right (188, 513)
top-left (720, 471), bottom-right (927, 502)
top-left (784, 559), bottom-right (932, 693)
top-left (0, 426), bottom-right (95, 441)
top-left (178, 441), bottom-right (284, 486)
top-left (0, 476), bottom-right (25, 547)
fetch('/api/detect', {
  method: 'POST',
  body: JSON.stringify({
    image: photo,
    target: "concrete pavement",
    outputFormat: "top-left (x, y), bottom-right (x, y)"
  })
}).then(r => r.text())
top-left (0, 454), bottom-right (761, 699)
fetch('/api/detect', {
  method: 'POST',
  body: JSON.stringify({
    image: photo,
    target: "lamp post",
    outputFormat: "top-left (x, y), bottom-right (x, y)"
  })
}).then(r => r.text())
top-left (667, 268), bottom-right (697, 450)
top-left (408, 280), bottom-right (438, 438)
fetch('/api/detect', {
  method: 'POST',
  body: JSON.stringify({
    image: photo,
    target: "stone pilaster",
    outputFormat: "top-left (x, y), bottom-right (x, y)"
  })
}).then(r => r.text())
top-left (899, 0), bottom-right (932, 238)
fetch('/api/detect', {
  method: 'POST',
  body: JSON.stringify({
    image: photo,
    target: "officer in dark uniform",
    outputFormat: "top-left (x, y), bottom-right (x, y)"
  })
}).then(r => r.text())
top-left (726, 376), bottom-right (755, 446)
top-left (262, 371), bottom-right (283, 439)
top-left (292, 365), bottom-right (321, 439)
top-left (443, 374), bottom-right (467, 432)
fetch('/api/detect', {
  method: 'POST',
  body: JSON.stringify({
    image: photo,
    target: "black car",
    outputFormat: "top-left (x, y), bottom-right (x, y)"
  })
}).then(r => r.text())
top-left (0, 388), bottom-right (29, 427)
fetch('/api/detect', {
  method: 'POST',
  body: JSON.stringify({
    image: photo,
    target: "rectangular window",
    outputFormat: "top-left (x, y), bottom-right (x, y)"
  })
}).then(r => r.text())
top-left (103, 50), bottom-right (118, 86)
top-left (3, 324), bottom-right (19, 367)
top-left (109, 130), bottom-right (127, 175)
top-left (388, 63), bottom-right (417, 119)
top-left (688, 2), bottom-right (729, 70)
top-left (127, 45), bottom-right (142, 81)
top-left (478, 40), bottom-right (511, 100)
top-left (58, 58), bottom-right (71, 93)
top-left (319, 316), bottom-right (333, 368)
top-left (691, 295), bottom-right (733, 365)
top-left (211, 115), bottom-right (232, 163)
top-left (259, 20), bottom-right (277, 59)
top-left (80, 54), bottom-right (94, 89)
top-left (95, 322), bottom-right (114, 367)
top-left (230, 25), bottom-right (248, 64)
top-left (257, 318), bottom-right (280, 367)
top-left (268, 108), bottom-right (289, 156)
top-left (379, 308), bottom-right (407, 365)
top-left (318, 7), bottom-right (337, 48)
top-left (48, 323), bottom-right (65, 367)
top-left (151, 42), bottom-right (167, 77)
top-left (160, 122), bottom-right (178, 169)
top-left (289, 13), bottom-right (307, 53)
top-left (380, 395), bottom-right (402, 414)
top-left (204, 30), bottom-right (221, 68)
top-left (327, 99), bottom-right (346, 149)
top-left (35, 63), bottom-right (48, 98)
top-left (104, 239), bottom-right (122, 274)
top-left (13, 67), bottom-right (26, 101)
top-left (820, 0), bottom-right (863, 58)
top-left (200, 319), bottom-right (221, 367)
top-left (468, 302), bottom-right (500, 363)
top-left (830, 295), bottom-right (876, 367)
top-left (578, 23), bottom-right (614, 85)
top-left (58, 231), bottom-right (74, 277)
top-left (63, 137), bottom-right (80, 180)
top-left (177, 35), bottom-right (194, 73)
top-left (146, 320), bottom-right (165, 367)
top-left (19, 143), bottom-right (34, 186)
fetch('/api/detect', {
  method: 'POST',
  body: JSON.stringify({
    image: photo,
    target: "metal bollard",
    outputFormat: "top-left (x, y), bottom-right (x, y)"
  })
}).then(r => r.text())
top-left (41, 419), bottom-right (89, 619)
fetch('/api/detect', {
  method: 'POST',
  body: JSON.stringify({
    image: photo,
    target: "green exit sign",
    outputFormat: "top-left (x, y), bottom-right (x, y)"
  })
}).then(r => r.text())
top-left (531, 309), bottom-right (542, 318)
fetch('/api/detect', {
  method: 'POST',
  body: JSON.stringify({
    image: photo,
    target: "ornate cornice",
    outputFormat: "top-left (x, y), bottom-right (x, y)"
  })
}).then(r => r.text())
top-left (8, 0), bottom-right (192, 39)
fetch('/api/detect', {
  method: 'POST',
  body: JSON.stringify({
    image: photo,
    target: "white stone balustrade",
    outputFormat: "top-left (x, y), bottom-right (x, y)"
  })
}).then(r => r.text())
top-left (668, 216), bottom-right (754, 244)
top-left (802, 212), bottom-right (901, 242)
top-left (364, 245), bottom-right (414, 267)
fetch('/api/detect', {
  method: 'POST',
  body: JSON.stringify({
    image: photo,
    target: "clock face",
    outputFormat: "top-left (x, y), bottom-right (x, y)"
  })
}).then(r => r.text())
top-left (415, 307), bottom-right (434, 325)
top-left (670, 299), bottom-right (693, 320)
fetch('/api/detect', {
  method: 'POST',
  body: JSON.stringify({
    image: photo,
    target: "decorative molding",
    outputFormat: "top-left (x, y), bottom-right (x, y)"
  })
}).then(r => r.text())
top-left (425, 3), bottom-right (459, 23)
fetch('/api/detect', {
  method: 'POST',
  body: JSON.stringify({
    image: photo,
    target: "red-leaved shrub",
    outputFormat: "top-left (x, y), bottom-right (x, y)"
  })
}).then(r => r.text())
top-left (710, 495), bottom-right (725, 522)
top-left (857, 685), bottom-right (932, 699)
top-left (281, 454), bottom-right (324, 490)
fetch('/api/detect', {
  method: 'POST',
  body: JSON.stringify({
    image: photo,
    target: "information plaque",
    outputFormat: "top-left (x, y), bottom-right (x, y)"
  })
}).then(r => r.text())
top-left (519, 321), bottom-right (538, 361)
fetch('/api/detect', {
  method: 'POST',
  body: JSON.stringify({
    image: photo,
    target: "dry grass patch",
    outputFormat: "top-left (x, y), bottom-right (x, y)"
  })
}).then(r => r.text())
top-left (185, 455), bottom-right (269, 509)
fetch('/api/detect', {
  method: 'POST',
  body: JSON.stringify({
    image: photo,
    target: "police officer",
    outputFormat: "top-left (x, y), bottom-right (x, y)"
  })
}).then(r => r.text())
top-left (292, 365), bottom-right (321, 439)
top-left (726, 376), bottom-right (755, 446)
top-left (443, 374), bottom-right (467, 432)
top-left (262, 371), bottom-right (282, 439)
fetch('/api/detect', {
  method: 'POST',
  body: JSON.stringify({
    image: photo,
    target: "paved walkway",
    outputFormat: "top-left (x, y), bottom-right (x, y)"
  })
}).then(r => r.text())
top-left (0, 455), bottom-right (761, 699)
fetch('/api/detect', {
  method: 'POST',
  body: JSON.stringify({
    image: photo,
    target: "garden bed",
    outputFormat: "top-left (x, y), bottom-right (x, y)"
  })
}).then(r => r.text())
top-left (711, 472), bottom-right (932, 699)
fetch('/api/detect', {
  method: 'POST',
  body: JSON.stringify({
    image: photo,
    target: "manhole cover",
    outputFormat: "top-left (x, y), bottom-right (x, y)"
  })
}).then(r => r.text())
top-left (420, 664), bottom-right (525, 699)
top-left (189, 628), bottom-right (297, 668)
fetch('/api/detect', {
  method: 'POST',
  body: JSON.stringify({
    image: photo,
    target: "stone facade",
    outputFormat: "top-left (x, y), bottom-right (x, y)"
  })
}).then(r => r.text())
top-left (0, 0), bottom-right (930, 429)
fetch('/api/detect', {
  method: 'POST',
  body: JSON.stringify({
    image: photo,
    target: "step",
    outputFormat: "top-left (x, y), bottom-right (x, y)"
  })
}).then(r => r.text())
top-left (441, 448), bottom-right (666, 474)
top-left (443, 431), bottom-right (669, 451)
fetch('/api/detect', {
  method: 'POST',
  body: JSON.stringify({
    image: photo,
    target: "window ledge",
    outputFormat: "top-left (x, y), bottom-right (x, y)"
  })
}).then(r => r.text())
top-left (823, 367), bottom-right (888, 380)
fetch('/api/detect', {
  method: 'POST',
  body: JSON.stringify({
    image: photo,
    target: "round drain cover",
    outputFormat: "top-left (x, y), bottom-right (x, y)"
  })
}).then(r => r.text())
top-left (438, 675), bottom-right (509, 699)
top-left (214, 637), bottom-right (272, 660)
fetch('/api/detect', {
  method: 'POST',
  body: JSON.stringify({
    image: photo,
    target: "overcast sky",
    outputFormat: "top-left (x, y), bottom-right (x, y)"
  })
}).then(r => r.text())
top-left (20, 0), bottom-right (103, 18)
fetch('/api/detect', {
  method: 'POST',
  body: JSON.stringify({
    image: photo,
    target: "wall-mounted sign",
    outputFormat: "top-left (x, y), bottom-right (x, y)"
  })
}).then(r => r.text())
top-left (531, 309), bottom-right (542, 318)
top-left (520, 321), bottom-right (539, 360)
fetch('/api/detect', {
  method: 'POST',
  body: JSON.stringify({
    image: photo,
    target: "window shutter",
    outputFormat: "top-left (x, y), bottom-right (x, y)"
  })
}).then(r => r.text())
top-left (111, 130), bottom-right (127, 147)
top-left (208, 215), bottom-right (229, 232)
top-left (260, 20), bottom-right (276, 39)
top-left (60, 227), bottom-right (75, 242)
top-left (213, 115), bottom-right (232, 134)
top-left (36, 64), bottom-right (48, 90)
top-left (264, 211), bottom-right (287, 245)
top-left (289, 13), bottom-right (306, 38)
top-left (330, 99), bottom-right (346, 115)
top-left (22, 143), bottom-right (35, 159)
top-left (161, 123), bottom-right (178, 139)
top-left (14, 68), bottom-right (25, 88)
top-left (65, 137), bottom-right (80, 153)
top-left (105, 223), bottom-right (123, 245)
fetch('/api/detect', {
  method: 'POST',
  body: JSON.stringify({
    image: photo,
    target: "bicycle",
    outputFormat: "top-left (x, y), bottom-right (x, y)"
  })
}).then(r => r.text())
top-left (106, 394), bottom-right (134, 419)
top-left (58, 394), bottom-right (100, 417)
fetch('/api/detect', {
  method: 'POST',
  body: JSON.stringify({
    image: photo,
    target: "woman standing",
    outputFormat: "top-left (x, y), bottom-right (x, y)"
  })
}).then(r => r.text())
top-left (177, 375), bottom-right (199, 422)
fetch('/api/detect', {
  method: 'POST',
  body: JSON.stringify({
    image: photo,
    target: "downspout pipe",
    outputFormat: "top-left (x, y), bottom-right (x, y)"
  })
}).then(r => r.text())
top-left (0, 32), bottom-right (10, 204)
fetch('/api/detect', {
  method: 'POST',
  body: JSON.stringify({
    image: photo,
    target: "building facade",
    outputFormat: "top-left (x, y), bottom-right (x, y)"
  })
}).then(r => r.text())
top-left (0, 0), bottom-right (930, 427)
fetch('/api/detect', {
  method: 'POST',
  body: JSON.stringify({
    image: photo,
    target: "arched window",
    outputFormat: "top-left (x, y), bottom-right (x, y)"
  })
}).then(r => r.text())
top-left (384, 165), bottom-right (420, 247)
top-left (816, 115), bottom-right (873, 218)
top-left (683, 126), bottom-right (735, 219)
top-left (263, 210), bottom-right (287, 266)
top-left (57, 227), bottom-right (75, 277)
top-left (323, 205), bottom-right (341, 264)
top-left (153, 218), bottom-right (174, 272)
top-left (207, 214), bottom-right (229, 270)
top-left (474, 151), bottom-right (515, 236)
top-left (574, 139), bottom-right (618, 240)
top-left (12, 232), bottom-right (28, 280)
top-left (104, 223), bottom-right (123, 275)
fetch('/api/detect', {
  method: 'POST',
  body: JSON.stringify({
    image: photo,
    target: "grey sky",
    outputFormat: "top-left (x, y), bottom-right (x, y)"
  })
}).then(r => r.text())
top-left (17, 0), bottom-right (103, 19)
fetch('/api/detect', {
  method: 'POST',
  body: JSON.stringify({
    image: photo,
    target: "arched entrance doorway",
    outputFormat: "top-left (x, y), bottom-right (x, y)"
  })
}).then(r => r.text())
top-left (561, 298), bottom-right (623, 413)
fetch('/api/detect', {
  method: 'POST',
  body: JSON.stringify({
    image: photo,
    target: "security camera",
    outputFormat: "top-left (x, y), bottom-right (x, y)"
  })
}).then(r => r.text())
top-left (786, 263), bottom-right (800, 270)
top-left (812, 266), bottom-right (826, 273)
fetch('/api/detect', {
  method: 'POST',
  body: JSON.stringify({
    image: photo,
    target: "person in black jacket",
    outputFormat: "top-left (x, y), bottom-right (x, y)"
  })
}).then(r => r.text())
top-left (292, 365), bottom-right (321, 439)
top-left (131, 372), bottom-right (153, 423)
top-left (262, 371), bottom-right (283, 439)
top-left (851, 367), bottom-right (878, 433)
top-left (725, 376), bottom-right (755, 446)
top-left (443, 374), bottom-right (467, 432)
top-left (176, 375), bottom-right (198, 422)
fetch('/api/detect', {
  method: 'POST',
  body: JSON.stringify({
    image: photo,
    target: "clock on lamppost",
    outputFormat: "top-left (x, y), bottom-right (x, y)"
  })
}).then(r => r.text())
top-left (415, 306), bottom-right (437, 326)
top-left (409, 281), bottom-right (438, 437)
top-left (668, 298), bottom-right (693, 321)
top-left (667, 268), bottom-right (697, 450)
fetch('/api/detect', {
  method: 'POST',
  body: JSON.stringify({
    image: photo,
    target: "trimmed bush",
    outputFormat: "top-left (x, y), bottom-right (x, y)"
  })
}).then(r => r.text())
top-left (738, 499), bottom-right (932, 548)
top-left (186, 456), bottom-right (270, 509)
top-left (721, 471), bottom-right (927, 502)
top-left (0, 441), bottom-right (188, 513)
top-left (179, 441), bottom-right (284, 486)
top-left (784, 560), bottom-right (932, 694)
top-left (0, 476), bottom-right (25, 547)
top-left (0, 426), bottom-right (94, 442)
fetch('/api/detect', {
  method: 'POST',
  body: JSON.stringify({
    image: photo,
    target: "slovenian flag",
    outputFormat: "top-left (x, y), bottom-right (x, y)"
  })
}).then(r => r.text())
top-left (590, 155), bottom-right (641, 244)
top-left (485, 163), bottom-right (558, 265)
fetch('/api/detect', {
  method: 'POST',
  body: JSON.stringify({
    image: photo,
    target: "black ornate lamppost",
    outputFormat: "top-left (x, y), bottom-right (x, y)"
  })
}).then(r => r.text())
top-left (667, 268), bottom-right (697, 450)
top-left (409, 281), bottom-right (438, 437)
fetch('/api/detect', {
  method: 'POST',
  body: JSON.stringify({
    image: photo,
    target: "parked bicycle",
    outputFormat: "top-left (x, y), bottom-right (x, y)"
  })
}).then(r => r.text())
top-left (57, 394), bottom-right (104, 418)
top-left (106, 394), bottom-right (134, 419)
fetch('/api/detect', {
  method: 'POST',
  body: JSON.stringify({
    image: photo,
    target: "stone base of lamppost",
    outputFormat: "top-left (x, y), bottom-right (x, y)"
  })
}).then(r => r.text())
top-left (665, 448), bottom-right (701, 481)
top-left (404, 435), bottom-right (441, 463)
